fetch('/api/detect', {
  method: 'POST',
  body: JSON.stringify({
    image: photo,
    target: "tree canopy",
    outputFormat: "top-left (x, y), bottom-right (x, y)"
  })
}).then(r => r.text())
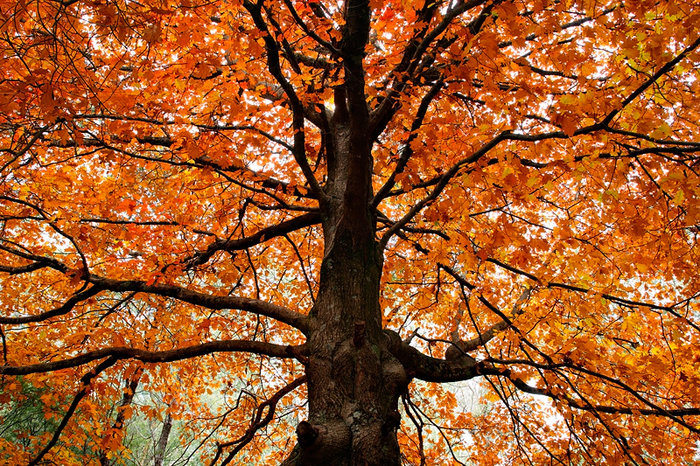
top-left (0, 0), bottom-right (699, 464)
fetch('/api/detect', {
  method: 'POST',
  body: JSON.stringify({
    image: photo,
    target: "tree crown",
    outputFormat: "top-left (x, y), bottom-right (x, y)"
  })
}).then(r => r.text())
top-left (0, 0), bottom-right (699, 464)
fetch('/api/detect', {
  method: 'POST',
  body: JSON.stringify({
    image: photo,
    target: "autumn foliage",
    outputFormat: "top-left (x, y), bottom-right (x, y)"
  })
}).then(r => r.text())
top-left (0, 0), bottom-right (699, 464)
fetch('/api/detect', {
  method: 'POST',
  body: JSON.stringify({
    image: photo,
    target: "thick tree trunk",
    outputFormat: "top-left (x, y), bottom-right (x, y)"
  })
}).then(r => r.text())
top-left (297, 233), bottom-right (406, 465)
top-left (282, 2), bottom-right (408, 462)
top-left (285, 92), bottom-right (407, 464)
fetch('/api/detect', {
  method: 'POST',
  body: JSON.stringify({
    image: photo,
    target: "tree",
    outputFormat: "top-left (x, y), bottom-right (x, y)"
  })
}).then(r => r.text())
top-left (0, 0), bottom-right (698, 464)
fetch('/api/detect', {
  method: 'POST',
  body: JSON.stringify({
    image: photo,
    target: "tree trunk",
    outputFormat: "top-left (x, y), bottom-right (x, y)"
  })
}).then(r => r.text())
top-left (285, 96), bottom-right (407, 464)
top-left (153, 413), bottom-right (172, 466)
top-left (100, 370), bottom-right (142, 466)
top-left (297, 235), bottom-right (406, 465)
top-left (281, 2), bottom-right (407, 462)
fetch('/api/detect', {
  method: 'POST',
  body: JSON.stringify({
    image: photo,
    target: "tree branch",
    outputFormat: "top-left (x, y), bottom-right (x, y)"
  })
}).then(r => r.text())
top-left (29, 357), bottom-right (118, 465)
top-left (88, 276), bottom-right (311, 332)
top-left (602, 35), bottom-right (700, 127)
top-left (211, 375), bottom-right (307, 465)
top-left (384, 329), bottom-right (501, 383)
top-left (1, 340), bottom-right (306, 376)
top-left (485, 257), bottom-right (700, 332)
top-left (378, 130), bottom-right (509, 249)
top-left (185, 212), bottom-right (321, 269)
top-left (0, 286), bottom-right (103, 325)
top-left (243, 0), bottom-right (324, 199)
top-left (500, 368), bottom-right (700, 434)
top-left (370, 0), bottom-right (490, 139)
top-left (281, 0), bottom-right (339, 57)
top-left (373, 79), bottom-right (445, 207)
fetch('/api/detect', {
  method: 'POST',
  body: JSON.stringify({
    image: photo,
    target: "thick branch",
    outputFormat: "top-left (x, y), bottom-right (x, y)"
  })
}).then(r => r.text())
top-left (384, 329), bottom-right (501, 383)
top-left (88, 276), bottom-right (311, 332)
top-left (1, 340), bottom-right (305, 376)
top-left (0, 273), bottom-right (309, 331)
top-left (342, 0), bottom-right (372, 181)
top-left (0, 242), bottom-right (69, 274)
top-left (73, 114), bottom-right (294, 151)
top-left (185, 211), bottom-right (321, 268)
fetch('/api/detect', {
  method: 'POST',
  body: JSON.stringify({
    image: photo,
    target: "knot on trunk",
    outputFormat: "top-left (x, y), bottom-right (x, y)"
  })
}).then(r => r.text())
top-left (295, 421), bottom-right (318, 447)
top-left (381, 409), bottom-right (401, 435)
top-left (293, 420), bottom-right (351, 464)
top-left (353, 320), bottom-right (366, 347)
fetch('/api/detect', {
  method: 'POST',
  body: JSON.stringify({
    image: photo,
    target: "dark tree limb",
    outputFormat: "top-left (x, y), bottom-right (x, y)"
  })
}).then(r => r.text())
top-left (485, 257), bottom-right (700, 332)
top-left (439, 262), bottom-right (530, 353)
top-left (373, 79), bottom-right (445, 207)
top-left (0, 274), bottom-right (310, 331)
top-left (0, 340), bottom-right (306, 376)
top-left (370, 0), bottom-right (491, 139)
top-left (601, 35), bottom-right (700, 127)
top-left (153, 413), bottom-right (173, 466)
top-left (500, 369), bottom-right (700, 433)
top-left (0, 286), bottom-right (103, 325)
top-left (243, 0), bottom-right (324, 200)
top-left (185, 212), bottom-right (321, 269)
top-left (100, 367), bottom-right (143, 465)
top-left (281, 0), bottom-right (340, 57)
top-left (383, 328), bottom-right (502, 383)
top-left (86, 276), bottom-right (311, 332)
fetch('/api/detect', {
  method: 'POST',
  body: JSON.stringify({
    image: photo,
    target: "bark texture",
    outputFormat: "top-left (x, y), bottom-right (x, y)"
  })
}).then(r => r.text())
top-left (284, 2), bottom-right (408, 463)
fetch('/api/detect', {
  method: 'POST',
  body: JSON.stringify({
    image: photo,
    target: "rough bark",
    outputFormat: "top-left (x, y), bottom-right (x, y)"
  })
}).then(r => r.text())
top-left (297, 222), bottom-right (407, 465)
top-left (294, 103), bottom-right (406, 466)
top-left (283, 2), bottom-right (408, 463)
